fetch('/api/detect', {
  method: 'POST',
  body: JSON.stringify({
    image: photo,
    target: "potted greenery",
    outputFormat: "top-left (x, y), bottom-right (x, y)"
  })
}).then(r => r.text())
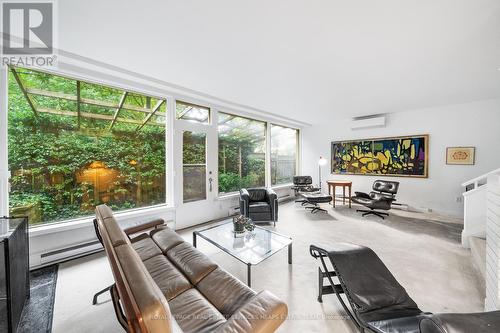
top-left (233, 215), bottom-right (248, 234)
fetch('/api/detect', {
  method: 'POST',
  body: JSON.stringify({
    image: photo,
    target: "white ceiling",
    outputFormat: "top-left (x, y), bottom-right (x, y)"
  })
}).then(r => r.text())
top-left (58, 0), bottom-right (500, 124)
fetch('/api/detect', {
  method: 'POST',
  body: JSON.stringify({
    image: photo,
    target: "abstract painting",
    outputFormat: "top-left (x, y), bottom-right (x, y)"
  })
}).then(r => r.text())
top-left (446, 147), bottom-right (475, 165)
top-left (331, 135), bottom-right (428, 177)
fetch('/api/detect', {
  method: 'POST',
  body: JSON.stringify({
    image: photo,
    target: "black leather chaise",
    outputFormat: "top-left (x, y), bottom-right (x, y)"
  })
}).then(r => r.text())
top-left (240, 188), bottom-right (278, 226)
top-left (352, 180), bottom-right (399, 219)
top-left (292, 176), bottom-right (320, 204)
top-left (309, 242), bottom-right (500, 333)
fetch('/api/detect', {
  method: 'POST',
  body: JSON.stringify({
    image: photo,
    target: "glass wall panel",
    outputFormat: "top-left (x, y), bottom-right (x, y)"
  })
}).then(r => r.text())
top-left (218, 113), bottom-right (266, 193)
top-left (8, 67), bottom-right (167, 226)
top-left (271, 125), bottom-right (298, 185)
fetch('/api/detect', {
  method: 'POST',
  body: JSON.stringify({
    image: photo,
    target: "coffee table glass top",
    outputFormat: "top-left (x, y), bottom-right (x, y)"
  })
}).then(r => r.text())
top-left (194, 221), bottom-right (292, 265)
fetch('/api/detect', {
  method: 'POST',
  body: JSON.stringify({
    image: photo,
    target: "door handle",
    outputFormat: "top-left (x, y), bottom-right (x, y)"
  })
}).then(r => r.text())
top-left (209, 177), bottom-right (213, 192)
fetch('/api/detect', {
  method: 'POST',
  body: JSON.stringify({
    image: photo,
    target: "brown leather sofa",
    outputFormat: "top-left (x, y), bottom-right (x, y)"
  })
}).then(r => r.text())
top-left (95, 204), bottom-right (288, 333)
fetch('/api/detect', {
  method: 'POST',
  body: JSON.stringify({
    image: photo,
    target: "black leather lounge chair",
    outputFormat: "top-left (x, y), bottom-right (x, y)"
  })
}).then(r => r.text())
top-left (292, 176), bottom-right (320, 204)
top-left (309, 242), bottom-right (500, 333)
top-left (239, 187), bottom-right (278, 226)
top-left (352, 180), bottom-right (399, 219)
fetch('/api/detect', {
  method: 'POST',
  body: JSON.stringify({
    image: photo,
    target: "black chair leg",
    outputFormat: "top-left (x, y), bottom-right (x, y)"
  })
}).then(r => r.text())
top-left (305, 203), bottom-right (327, 214)
top-left (318, 267), bottom-right (323, 303)
top-left (93, 285), bottom-right (112, 305)
top-left (356, 209), bottom-right (389, 219)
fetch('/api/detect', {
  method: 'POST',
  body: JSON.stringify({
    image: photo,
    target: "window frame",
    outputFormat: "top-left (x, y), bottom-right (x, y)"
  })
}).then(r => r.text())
top-left (175, 99), bottom-right (211, 125)
top-left (217, 111), bottom-right (268, 195)
top-left (0, 64), bottom-right (303, 231)
top-left (269, 124), bottom-right (300, 186)
top-left (3, 65), bottom-right (174, 228)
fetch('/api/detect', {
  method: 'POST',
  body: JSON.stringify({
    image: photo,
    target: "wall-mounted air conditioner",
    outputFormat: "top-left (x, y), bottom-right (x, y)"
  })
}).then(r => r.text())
top-left (350, 114), bottom-right (386, 130)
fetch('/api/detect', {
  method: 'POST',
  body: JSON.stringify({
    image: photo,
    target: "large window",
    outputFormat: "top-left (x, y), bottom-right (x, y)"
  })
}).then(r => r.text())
top-left (218, 113), bottom-right (266, 193)
top-left (271, 125), bottom-right (298, 185)
top-left (8, 67), bottom-right (167, 226)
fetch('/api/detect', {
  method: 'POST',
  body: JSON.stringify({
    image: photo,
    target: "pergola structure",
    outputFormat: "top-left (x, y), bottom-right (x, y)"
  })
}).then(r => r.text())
top-left (10, 66), bottom-right (166, 132)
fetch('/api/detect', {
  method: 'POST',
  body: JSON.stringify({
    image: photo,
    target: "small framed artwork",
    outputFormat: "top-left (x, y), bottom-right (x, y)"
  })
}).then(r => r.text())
top-left (446, 147), bottom-right (475, 165)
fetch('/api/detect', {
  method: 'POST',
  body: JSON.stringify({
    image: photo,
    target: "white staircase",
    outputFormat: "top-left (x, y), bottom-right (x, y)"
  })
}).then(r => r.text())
top-left (461, 167), bottom-right (500, 247)
top-left (461, 168), bottom-right (500, 310)
top-left (469, 236), bottom-right (486, 280)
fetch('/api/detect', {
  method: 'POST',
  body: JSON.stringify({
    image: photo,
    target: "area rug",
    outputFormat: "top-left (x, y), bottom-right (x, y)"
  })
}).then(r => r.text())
top-left (17, 265), bottom-right (58, 333)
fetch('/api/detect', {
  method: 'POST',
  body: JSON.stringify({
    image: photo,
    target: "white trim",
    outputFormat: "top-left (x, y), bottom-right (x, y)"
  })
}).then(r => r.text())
top-left (462, 168), bottom-right (500, 187)
top-left (272, 183), bottom-right (293, 190)
top-left (29, 204), bottom-right (175, 237)
top-left (0, 67), bottom-right (8, 217)
top-left (166, 97), bottom-right (176, 207)
top-left (265, 121), bottom-right (271, 188)
top-left (217, 192), bottom-right (240, 200)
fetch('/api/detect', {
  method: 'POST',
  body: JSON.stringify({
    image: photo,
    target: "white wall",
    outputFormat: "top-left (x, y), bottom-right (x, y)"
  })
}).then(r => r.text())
top-left (302, 98), bottom-right (500, 217)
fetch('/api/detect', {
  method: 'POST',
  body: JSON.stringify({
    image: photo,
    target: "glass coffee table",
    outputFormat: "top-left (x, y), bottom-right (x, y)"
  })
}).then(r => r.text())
top-left (193, 221), bottom-right (292, 287)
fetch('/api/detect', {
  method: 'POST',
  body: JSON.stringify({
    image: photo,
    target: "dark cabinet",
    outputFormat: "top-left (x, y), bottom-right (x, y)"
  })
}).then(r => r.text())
top-left (0, 217), bottom-right (29, 333)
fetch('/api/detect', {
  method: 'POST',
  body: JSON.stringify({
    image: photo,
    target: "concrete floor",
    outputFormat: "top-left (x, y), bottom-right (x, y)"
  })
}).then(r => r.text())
top-left (52, 201), bottom-right (484, 333)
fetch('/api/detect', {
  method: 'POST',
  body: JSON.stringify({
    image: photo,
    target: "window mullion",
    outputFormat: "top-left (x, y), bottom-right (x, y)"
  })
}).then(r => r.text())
top-left (265, 121), bottom-right (271, 188)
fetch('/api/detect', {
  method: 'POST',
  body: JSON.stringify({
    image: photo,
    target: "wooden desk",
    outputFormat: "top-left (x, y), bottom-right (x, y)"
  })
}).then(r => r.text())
top-left (326, 180), bottom-right (352, 208)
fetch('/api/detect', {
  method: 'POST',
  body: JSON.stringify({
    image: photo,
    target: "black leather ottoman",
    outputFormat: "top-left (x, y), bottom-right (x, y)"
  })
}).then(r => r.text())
top-left (301, 193), bottom-right (332, 213)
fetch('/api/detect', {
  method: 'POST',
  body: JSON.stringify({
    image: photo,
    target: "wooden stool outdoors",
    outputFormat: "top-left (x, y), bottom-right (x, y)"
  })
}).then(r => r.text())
top-left (326, 180), bottom-right (352, 208)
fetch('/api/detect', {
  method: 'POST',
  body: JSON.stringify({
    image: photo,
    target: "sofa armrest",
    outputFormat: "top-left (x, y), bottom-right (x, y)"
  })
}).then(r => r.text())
top-left (215, 290), bottom-right (288, 333)
top-left (240, 189), bottom-right (250, 217)
top-left (266, 188), bottom-right (278, 221)
top-left (121, 217), bottom-right (165, 236)
top-left (265, 188), bottom-right (277, 203)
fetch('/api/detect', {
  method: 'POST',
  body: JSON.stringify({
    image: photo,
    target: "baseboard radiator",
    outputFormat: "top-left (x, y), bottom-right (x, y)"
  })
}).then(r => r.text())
top-left (39, 240), bottom-right (102, 267)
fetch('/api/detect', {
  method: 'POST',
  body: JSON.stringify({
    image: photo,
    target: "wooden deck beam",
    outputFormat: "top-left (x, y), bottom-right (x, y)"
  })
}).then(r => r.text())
top-left (37, 107), bottom-right (165, 127)
top-left (109, 92), bottom-right (128, 130)
top-left (136, 100), bottom-right (165, 132)
top-left (25, 88), bottom-right (166, 116)
top-left (10, 67), bottom-right (38, 118)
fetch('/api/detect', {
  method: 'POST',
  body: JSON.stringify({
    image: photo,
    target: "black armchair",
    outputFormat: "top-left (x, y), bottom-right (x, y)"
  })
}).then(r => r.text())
top-left (239, 188), bottom-right (278, 226)
top-left (351, 180), bottom-right (399, 219)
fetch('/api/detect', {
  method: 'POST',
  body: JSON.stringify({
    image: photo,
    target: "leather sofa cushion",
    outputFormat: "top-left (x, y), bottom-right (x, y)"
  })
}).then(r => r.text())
top-left (151, 227), bottom-right (185, 253)
top-left (248, 188), bottom-right (267, 202)
top-left (96, 205), bottom-right (130, 247)
top-left (327, 243), bottom-right (420, 314)
top-left (167, 242), bottom-right (218, 285)
top-left (248, 202), bottom-right (271, 213)
top-left (143, 254), bottom-right (192, 301)
top-left (197, 267), bottom-right (256, 316)
top-left (246, 212), bottom-right (273, 222)
top-left (215, 290), bottom-right (288, 333)
top-left (131, 234), bottom-right (163, 261)
top-left (114, 244), bottom-right (174, 333)
top-left (168, 288), bottom-right (225, 333)
top-left (419, 311), bottom-right (500, 333)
